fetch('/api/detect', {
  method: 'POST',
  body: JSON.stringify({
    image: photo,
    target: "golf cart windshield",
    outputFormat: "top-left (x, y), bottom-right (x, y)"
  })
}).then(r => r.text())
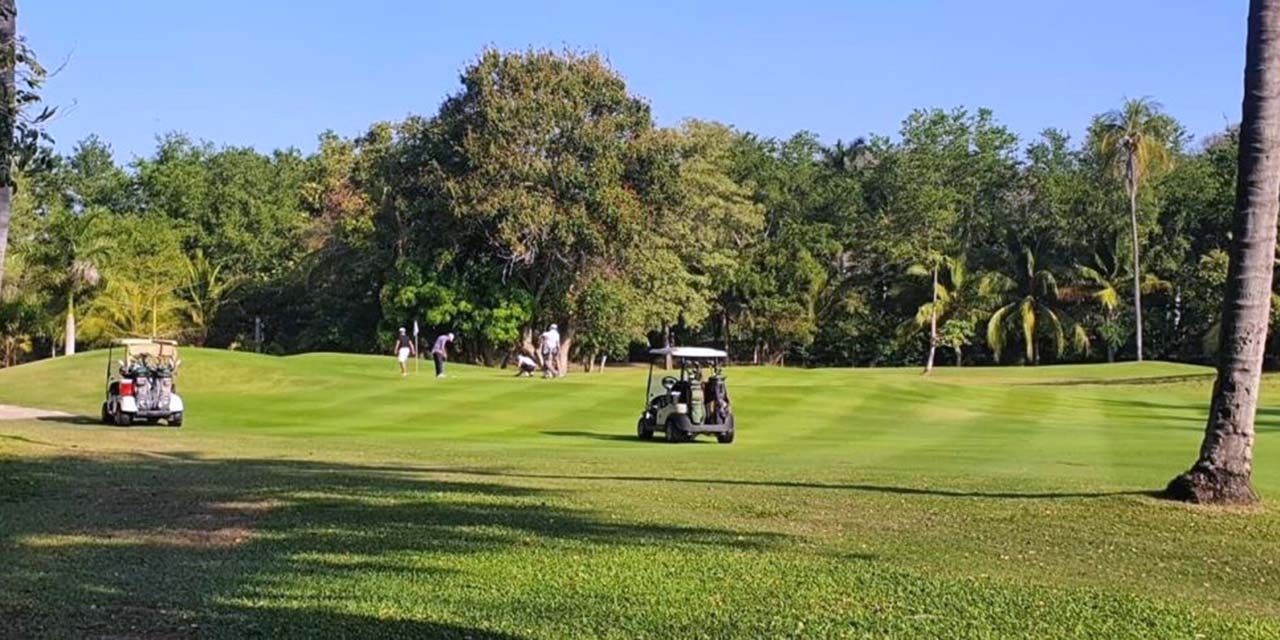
top-left (111, 339), bottom-right (180, 375)
top-left (645, 347), bottom-right (727, 401)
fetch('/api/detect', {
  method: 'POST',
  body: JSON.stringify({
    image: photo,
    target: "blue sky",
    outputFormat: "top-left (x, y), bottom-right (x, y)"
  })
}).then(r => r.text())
top-left (25, 0), bottom-right (1245, 161)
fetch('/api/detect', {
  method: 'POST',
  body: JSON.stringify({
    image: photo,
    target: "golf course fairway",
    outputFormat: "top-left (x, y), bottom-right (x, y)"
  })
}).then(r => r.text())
top-left (2, 350), bottom-right (1279, 638)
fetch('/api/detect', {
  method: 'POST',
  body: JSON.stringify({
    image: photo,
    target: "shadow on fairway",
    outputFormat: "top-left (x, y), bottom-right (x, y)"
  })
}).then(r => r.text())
top-left (1017, 373), bottom-right (1214, 387)
top-left (541, 429), bottom-right (640, 442)
top-left (1100, 398), bottom-right (1280, 433)
top-left (0, 453), bottom-right (781, 638)
top-left (339, 464), bottom-right (1153, 501)
top-left (36, 414), bottom-right (109, 426)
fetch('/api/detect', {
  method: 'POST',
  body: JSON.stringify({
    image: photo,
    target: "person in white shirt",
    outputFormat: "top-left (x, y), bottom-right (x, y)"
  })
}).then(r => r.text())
top-left (539, 324), bottom-right (561, 378)
top-left (515, 353), bottom-right (537, 377)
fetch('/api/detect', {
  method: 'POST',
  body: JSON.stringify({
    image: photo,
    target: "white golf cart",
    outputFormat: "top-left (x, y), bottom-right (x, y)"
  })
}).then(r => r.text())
top-left (637, 347), bottom-right (734, 443)
top-left (101, 338), bottom-right (185, 427)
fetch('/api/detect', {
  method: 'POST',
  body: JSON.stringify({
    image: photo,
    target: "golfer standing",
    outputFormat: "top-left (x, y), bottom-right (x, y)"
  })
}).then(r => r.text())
top-left (431, 332), bottom-right (455, 378)
top-left (393, 327), bottom-right (416, 376)
top-left (539, 324), bottom-right (561, 378)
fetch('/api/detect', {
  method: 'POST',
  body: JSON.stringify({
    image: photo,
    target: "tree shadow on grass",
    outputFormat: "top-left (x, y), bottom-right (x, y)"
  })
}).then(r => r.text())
top-left (0, 453), bottom-right (783, 638)
top-left (342, 463), bottom-right (1153, 501)
top-left (1017, 373), bottom-right (1215, 387)
top-left (1100, 398), bottom-right (1280, 433)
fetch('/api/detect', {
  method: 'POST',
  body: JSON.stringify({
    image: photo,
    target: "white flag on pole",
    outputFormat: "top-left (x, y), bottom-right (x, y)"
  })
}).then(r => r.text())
top-left (413, 320), bottom-right (420, 374)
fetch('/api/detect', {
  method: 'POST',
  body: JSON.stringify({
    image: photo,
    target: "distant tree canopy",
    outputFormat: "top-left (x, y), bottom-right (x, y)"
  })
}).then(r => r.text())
top-left (0, 48), bottom-right (1260, 369)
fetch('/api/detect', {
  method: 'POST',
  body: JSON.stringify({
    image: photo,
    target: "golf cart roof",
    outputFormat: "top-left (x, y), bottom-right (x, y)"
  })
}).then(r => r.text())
top-left (112, 338), bottom-right (179, 346)
top-left (648, 347), bottom-right (728, 359)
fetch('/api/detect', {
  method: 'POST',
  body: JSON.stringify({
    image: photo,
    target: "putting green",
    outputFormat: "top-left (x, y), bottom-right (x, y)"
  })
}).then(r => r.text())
top-left (1, 350), bottom-right (1278, 638)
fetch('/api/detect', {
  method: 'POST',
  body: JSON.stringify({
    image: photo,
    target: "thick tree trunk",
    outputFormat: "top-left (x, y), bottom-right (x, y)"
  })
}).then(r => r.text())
top-left (924, 266), bottom-right (939, 375)
top-left (954, 346), bottom-right (962, 367)
top-left (0, 1), bottom-right (15, 294)
top-left (64, 294), bottom-right (76, 356)
top-left (556, 330), bottom-right (573, 377)
top-left (1128, 160), bottom-right (1144, 363)
top-left (1166, 0), bottom-right (1280, 505)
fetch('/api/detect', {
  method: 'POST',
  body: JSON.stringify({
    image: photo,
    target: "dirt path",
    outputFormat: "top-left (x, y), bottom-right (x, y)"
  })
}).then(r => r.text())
top-left (0, 404), bottom-right (72, 420)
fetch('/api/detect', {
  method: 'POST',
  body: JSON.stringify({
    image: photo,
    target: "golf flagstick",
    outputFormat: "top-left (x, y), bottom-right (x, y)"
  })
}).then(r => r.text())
top-left (413, 320), bottom-right (420, 375)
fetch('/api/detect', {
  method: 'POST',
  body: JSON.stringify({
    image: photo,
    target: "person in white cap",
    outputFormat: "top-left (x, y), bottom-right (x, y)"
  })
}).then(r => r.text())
top-left (539, 323), bottom-right (561, 378)
top-left (392, 327), bottom-right (416, 377)
top-left (514, 353), bottom-right (538, 377)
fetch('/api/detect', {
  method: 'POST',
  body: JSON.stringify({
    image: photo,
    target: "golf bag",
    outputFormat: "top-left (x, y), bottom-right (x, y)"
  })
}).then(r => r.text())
top-left (706, 375), bottom-right (730, 424)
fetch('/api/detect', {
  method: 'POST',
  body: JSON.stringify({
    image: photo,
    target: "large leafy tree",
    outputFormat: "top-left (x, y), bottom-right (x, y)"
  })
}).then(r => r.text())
top-left (428, 48), bottom-right (694, 373)
top-left (1093, 98), bottom-right (1180, 361)
top-left (871, 108), bottom-right (1018, 373)
top-left (1166, 0), bottom-right (1280, 505)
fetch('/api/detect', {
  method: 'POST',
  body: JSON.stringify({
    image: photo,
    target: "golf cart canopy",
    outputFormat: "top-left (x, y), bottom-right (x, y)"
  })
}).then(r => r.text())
top-left (111, 339), bottom-right (179, 360)
top-left (648, 347), bottom-right (728, 359)
top-left (113, 338), bottom-right (178, 346)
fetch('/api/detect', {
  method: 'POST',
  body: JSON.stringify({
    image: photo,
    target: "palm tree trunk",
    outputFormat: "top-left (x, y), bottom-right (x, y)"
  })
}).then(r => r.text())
top-left (663, 325), bottom-right (673, 370)
top-left (924, 266), bottom-right (938, 375)
top-left (0, 0), bottom-right (15, 295)
top-left (722, 311), bottom-right (730, 355)
top-left (1107, 309), bottom-right (1116, 363)
top-left (1166, 0), bottom-right (1280, 505)
top-left (0, 187), bottom-right (10, 294)
top-left (64, 292), bottom-right (76, 356)
top-left (1127, 159), bottom-right (1144, 362)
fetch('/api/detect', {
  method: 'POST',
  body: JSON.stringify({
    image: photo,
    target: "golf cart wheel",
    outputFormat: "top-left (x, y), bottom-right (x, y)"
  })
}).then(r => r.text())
top-left (665, 416), bottom-right (692, 443)
top-left (716, 415), bottom-right (735, 444)
top-left (169, 412), bottom-right (183, 428)
top-left (113, 409), bottom-right (132, 427)
top-left (100, 402), bottom-right (111, 425)
top-left (636, 418), bottom-right (653, 440)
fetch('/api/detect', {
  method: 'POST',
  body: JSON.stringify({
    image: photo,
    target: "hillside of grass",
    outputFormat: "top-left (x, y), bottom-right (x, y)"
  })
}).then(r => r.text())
top-left (1, 350), bottom-right (1277, 638)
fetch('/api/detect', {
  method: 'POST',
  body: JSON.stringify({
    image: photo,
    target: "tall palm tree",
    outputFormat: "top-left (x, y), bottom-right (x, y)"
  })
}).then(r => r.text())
top-left (987, 249), bottom-right (1089, 365)
top-left (1094, 98), bottom-right (1177, 362)
top-left (1166, 0), bottom-right (1280, 505)
top-left (900, 255), bottom-right (1009, 371)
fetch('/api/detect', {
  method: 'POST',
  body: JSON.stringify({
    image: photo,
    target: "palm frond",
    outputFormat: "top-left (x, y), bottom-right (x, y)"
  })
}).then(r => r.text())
top-left (1071, 323), bottom-right (1091, 356)
top-left (1019, 298), bottom-right (1036, 363)
top-left (987, 303), bottom-right (1015, 363)
top-left (1040, 305), bottom-right (1066, 358)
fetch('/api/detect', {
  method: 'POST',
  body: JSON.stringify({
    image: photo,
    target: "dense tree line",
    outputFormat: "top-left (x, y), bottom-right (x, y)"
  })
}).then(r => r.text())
top-left (0, 48), bottom-right (1260, 370)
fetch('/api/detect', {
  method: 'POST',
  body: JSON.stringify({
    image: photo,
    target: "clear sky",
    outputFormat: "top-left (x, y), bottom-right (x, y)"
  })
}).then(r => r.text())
top-left (24, 0), bottom-right (1246, 161)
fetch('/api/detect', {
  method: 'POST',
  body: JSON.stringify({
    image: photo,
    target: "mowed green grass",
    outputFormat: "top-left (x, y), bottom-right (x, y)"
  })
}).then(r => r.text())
top-left (1, 350), bottom-right (1279, 638)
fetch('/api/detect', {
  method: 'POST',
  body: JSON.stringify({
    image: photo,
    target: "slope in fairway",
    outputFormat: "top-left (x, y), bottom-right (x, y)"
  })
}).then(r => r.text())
top-left (1, 350), bottom-right (1278, 638)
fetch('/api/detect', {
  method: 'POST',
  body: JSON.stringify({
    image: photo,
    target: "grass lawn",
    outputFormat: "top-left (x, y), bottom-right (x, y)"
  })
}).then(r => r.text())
top-left (2, 350), bottom-right (1279, 638)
